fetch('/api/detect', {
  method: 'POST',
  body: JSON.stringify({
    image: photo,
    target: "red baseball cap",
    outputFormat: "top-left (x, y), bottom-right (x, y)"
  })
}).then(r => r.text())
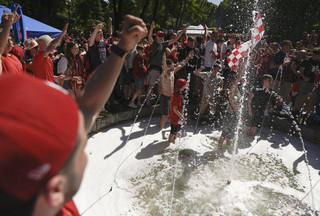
top-left (0, 74), bottom-right (79, 201)
top-left (156, 31), bottom-right (164, 36)
top-left (10, 45), bottom-right (24, 60)
top-left (175, 78), bottom-right (187, 90)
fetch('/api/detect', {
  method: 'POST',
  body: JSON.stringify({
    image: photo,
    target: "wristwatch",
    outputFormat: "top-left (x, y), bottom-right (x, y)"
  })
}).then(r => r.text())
top-left (110, 45), bottom-right (129, 60)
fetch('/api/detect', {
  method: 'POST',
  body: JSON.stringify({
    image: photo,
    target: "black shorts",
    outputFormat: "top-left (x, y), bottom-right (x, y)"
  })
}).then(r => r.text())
top-left (160, 94), bottom-right (170, 115)
top-left (170, 124), bottom-right (181, 135)
top-left (250, 111), bottom-right (264, 128)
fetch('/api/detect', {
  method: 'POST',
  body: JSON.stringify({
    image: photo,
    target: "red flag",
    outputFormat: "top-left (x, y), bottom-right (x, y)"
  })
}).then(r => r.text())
top-left (227, 12), bottom-right (265, 70)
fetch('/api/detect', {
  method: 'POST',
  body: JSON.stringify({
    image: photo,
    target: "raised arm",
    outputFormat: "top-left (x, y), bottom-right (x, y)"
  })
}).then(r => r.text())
top-left (107, 17), bottom-right (113, 37)
top-left (148, 21), bottom-right (155, 44)
top-left (88, 23), bottom-right (104, 47)
top-left (0, 8), bottom-right (21, 75)
top-left (169, 26), bottom-right (187, 46)
top-left (78, 15), bottom-right (147, 132)
top-left (173, 50), bottom-right (194, 73)
top-left (203, 24), bottom-right (208, 44)
top-left (193, 66), bottom-right (206, 76)
top-left (162, 52), bottom-right (167, 72)
top-left (44, 23), bottom-right (68, 57)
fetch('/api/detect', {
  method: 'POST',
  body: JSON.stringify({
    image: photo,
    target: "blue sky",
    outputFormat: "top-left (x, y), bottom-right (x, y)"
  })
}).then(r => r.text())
top-left (208, 0), bottom-right (223, 5)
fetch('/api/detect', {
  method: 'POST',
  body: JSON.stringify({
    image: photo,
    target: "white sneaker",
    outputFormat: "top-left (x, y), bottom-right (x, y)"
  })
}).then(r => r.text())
top-left (128, 102), bottom-right (137, 108)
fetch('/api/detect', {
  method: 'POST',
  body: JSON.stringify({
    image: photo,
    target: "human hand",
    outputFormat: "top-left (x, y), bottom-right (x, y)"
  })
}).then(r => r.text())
top-left (96, 23), bottom-right (104, 30)
top-left (108, 17), bottom-right (112, 24)
top-left (118, 15), bottom-right (147, 52)
top-left (61, 23), bottom-right (69, 37)
top-left (1, 7), bottom-right (21, 26)
top-left (151, 21), bottom-right (155, 30)
top-left (182, 26), bottom-right (188, 33)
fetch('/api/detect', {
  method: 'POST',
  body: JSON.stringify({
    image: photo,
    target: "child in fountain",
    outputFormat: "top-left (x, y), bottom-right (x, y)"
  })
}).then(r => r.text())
top-left (159, 52), bottom-right (193, 129)
top-left (248, 74), bottom-right (283, 136)
top-left (218, 72), bottom-right (241, 149)
top-left (168, 79), bottom-right (187, 143)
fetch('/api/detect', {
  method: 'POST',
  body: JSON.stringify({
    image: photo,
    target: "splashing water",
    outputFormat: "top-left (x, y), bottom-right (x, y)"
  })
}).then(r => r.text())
top-left (129, 128), bottom-right (319, 216)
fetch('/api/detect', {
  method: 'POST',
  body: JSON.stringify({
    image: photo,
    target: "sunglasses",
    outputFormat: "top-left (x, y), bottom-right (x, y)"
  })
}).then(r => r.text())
top-left (157, 34), bottom-right (164, 37)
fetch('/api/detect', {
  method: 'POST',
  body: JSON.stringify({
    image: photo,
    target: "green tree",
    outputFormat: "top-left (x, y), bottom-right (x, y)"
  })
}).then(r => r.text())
top-left (216, 0), bottom-right (320, 42)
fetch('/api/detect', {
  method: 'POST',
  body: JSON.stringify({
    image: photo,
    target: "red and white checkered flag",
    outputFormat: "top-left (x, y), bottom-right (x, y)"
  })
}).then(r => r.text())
top-left (251, 12), bottom-right (265, 47)
top-left (227, 12), bottom-right (264, 70)
top-left (226, 41), bottom-right (251, 70)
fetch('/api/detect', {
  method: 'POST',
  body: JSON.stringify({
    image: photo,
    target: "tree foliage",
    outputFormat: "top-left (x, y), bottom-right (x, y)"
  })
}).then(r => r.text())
top-left (215, 0), bottom-right (320, 42)
top-left (3, 0), bottom-right (217, 34)
top-left (4, 0), bottom-right (318, 42)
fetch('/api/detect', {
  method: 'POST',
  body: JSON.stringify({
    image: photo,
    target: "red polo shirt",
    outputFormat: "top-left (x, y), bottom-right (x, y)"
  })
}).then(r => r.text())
top-left (33, 50), bottom-right (54, 82)
top-left (1, 54), bottom-right (23, 75)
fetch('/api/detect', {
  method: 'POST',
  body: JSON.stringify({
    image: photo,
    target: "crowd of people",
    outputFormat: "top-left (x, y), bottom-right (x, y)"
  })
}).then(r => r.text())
top-left (1, 7), bottom-right (320, 216)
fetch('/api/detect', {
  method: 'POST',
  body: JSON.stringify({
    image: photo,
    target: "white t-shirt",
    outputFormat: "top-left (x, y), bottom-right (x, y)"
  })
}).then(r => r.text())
top-left (204, 40), bottom-right (217, 68)
top-left (221, 41), bottom-right (235, 69)
top-left (57, 56), bottom-right (69, 75)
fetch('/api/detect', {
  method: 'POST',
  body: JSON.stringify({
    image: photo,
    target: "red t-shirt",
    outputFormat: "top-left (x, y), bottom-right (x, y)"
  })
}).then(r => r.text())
top-left (56, 200), bottom-right (80, 216)
top-left (132, 54), bottom-right (147, 79)
top-left (1, 54), bottom-right (23, 75)
top-left (33, 50), bottom-right (54, 82)
top-left (169, 91), bottom-right (182, 125)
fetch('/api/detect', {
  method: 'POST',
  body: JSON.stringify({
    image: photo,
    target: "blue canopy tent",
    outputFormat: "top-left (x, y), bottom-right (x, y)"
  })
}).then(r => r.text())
top-left (23, 14), bottom-right (62, 39)
top-left (0, 4), bottom-right (61, 42)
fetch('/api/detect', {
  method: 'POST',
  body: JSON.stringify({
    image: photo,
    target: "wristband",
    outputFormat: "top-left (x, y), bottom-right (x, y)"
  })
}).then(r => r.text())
top-left (110, 45), bottom-right (128, 60)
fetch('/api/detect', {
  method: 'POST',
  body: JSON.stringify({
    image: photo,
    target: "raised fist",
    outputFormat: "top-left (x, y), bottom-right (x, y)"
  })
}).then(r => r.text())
top-left (96, 23), bottom-right (104, 30)
top-left (1, 7), bottom-right (21, 26)
top-left (118, 15), bottom-right (148, 52)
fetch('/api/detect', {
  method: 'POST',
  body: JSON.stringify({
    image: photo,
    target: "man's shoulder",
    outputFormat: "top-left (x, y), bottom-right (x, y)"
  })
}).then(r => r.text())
top-left (2, 54), bottom-right (19, 62)
top-left (34, 50), bottom-right (45, 60)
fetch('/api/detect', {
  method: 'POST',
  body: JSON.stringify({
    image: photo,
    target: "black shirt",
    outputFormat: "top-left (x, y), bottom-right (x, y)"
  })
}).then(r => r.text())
top-left (251, 88), bottom-right (280, 113)
top-left (87, 41), bottom-right (110, 73)
top-left (272, 50), bottom-right (287, 65)
top-left (299, 57), bottom-right (319, 83)
top-left (150, 41), bottom-right (169, 67)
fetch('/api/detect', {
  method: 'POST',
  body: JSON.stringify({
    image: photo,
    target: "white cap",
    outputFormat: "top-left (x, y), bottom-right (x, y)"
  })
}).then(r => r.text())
top-left (37, 35), bottom-right (53, 47)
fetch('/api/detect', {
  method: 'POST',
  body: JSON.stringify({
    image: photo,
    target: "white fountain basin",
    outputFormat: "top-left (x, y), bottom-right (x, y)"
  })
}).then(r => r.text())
top-left (74, 117), bottom-right (320, 216)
